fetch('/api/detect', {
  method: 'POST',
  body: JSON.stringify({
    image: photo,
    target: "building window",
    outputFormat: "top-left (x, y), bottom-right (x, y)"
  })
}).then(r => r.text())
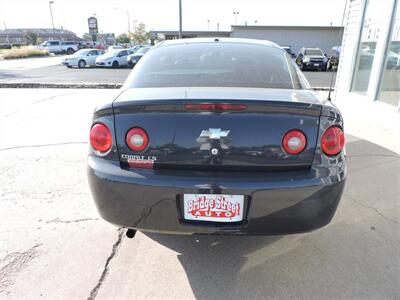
top-left (351, 0), bottom-right (384, 94)
top-left (378, 1), bottom-right (400, 107)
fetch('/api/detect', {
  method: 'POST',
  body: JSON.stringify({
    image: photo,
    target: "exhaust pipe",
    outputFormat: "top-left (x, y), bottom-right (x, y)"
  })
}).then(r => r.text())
top-left (126, 229), bottom-right (137, 239)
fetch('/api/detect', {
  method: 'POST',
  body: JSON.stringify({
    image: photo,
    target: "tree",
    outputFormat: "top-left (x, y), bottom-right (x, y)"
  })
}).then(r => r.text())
top-left (24, 31), bottom-right (38, 45)
top-left (130, 22), bottom-right (150, 44)
top-left (82, 33), bottom-right (92, 41)
top-left (116, 33), bottom-right (130, 44)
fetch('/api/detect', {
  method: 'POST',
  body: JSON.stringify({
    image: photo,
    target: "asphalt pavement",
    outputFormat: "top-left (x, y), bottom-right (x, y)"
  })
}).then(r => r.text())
top-left (0, 60), bottom-right (337, 88)
top-left (0, 89), bottom-right (398, 299)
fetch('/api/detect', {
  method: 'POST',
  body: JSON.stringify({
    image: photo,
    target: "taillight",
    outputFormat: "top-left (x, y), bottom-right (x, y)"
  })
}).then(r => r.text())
top-left (126, 127), bottom-right (149, 152)
top-left (282, 130), bottom-right (307, 155)
top-left (184, 103), bottom-right (247, 111)
top-left (90, 123), bottom-right (112, 153)
top-left (321, 126), bottom-right (345, 156)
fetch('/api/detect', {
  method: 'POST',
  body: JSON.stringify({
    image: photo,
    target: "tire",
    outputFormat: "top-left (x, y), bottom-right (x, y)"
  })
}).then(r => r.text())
top-left (128, 61), bottom-right (134, 68)
top-left (67, 66), bottom-right (72, 68)
top-left (67, 48), bottom-right (74, 55)
top-left (112, 61), bottom-right (119, 68)
top-left (78, 60), bottom-right (86, 68)
top-left (300, 63), bottom-right (306, 71)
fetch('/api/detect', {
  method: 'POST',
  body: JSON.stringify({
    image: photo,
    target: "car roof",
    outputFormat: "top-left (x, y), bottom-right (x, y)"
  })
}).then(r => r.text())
top-left (156, 38), bottom-right (281, 49)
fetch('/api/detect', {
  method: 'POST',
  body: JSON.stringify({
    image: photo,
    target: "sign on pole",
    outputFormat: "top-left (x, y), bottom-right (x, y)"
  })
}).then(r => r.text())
top-left (88, 17), bottom-right (98, 34)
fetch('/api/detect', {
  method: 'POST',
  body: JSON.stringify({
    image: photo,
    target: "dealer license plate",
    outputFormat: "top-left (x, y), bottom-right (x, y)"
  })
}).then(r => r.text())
top-left (183, 194), bottom-right (244, 223)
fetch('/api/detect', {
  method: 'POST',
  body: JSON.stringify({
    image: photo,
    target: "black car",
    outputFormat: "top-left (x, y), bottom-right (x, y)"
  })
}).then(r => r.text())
top-left (88, 38), bottom-right (346, 236)
top-left (127, 46), bottom-right (152, 68)
top-left (326, 46), bottom-right (341, 70)
top-left (281, 45), bottom-right (296, 58)
top-left (296, 47), bottom-right (328, 71)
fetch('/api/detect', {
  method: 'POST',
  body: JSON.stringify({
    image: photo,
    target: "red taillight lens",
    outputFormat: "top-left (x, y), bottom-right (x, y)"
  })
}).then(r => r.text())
top-left (126, 127), bottom-right (149, 152)
top-left (90, 123), bottom-right (112, 153)
top-left (184, 103), bottom-right (247, 111)
top-left (282, 130), bottom-right (307, 155)
top-left (321, 126), bottom-right (345, 156)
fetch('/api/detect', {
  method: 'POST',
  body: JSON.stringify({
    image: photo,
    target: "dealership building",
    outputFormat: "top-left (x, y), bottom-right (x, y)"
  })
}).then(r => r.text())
top-left (151, 26), bottom-right (343, 54)
top-left (335, 0), bottom-right (399, 111)
top-left (230, 25), bottom-right (343, 54)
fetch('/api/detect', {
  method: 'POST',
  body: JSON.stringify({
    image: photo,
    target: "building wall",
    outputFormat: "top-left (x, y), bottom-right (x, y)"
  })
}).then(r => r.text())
top-left (335, 0), bottom-right (363, 98)
top-left (231, 26), bottom-right (343, 54)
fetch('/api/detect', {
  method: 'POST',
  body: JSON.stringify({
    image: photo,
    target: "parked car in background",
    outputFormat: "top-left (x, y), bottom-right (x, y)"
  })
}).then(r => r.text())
top-left (296, 47), bottom-right (328, 71)
top-left (127, 46), bottom-right (152, 68)
top-left (95, 48), bottom-right (134, 68)
top-left (106, 44), bottom-right (124, 52)
top-left (38, 40), bottom-right (78, 54)
top-left (129, 45), bottom-right (145, 53)
top-left (88, 38), bottom-right (346, 237)
top-left (78, 41), bottom-right (101, 49)
top-left (326, 46), bottom-right (341, 70)
top-left (62, 49), bottom-right (104, 68)
top-left (281, 45), bottom-right (296, 58)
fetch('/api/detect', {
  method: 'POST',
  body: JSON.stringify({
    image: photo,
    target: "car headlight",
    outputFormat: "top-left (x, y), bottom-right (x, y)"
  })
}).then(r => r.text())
top-left (303, 57), bottom-right (310, 63)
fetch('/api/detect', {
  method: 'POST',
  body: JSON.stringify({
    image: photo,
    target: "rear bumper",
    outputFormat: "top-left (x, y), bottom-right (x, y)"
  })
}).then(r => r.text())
top-left (304, 62), bottom-right (327, 70)
top-left (88, 156), bottom-right (346, 235)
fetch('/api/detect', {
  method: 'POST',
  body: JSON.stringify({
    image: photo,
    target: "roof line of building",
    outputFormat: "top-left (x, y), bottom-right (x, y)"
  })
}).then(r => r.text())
top-left (231, 25), bottom-right (344, 30)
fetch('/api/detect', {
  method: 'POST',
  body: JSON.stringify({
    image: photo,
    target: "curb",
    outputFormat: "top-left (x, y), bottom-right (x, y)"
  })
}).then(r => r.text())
top-left (0, 83), bottom-right (122, 89)
top-left (0, 82), bottom-right (333, 91)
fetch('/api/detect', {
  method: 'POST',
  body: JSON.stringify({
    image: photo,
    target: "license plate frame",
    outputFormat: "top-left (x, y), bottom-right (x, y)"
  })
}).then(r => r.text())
top-left (182, 194), bottom-right (245, 223)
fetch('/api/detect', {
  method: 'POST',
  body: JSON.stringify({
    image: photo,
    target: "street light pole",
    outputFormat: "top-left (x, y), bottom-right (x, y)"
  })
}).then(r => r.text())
top-left (49, 1), bottom-right (55, 37)
top-left (233, 11), bottom-right (240, 25)
top-left (114, 8), bottom-right (131, 45)
top-left (126, 11), bottom-right (131, 36)
top-left (178, 0), bottom-right (182, 38)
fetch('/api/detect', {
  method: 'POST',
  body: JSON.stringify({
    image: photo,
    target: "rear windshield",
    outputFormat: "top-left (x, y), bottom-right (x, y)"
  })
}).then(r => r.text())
top-left (305, 49), bottom-right (323, 56)
top-left (125, 43), bottom-right (302, 89)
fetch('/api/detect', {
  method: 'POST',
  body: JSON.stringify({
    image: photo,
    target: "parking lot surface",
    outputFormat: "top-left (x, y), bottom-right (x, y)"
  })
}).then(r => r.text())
top-left (0, 58), bottom-right (337, 88)
top-left (0, 89), bottom-right (398, 299)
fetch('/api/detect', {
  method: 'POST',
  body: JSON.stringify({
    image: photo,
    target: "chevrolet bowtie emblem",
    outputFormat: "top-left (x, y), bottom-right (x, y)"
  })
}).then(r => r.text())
top-left (199, 128), bottom-right (230, 140)
top-left (197, 128), bottom-right (231, 151)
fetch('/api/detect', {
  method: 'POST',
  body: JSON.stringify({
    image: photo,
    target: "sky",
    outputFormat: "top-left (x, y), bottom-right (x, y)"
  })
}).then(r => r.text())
top-left (0, 0), bottom-right (347, 37)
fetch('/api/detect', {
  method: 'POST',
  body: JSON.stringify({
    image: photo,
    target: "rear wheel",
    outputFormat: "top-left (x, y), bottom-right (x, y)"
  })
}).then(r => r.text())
top-left (112, 61), bottom-right (119, 68)
top-left (67, 48), bottom-right (74, 55)
top-left (78, 60), bottom-right (86, 68)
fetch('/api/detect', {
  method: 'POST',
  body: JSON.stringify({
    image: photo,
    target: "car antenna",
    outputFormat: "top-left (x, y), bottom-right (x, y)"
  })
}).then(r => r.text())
top-left (327, 0), bottom-right (348, 101)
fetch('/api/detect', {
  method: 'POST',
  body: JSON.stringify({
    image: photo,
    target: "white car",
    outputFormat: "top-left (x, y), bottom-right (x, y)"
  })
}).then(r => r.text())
top-left (95, 49), bottom-right (134, 68)
top-left (62, 49), bottom-right (104, 68)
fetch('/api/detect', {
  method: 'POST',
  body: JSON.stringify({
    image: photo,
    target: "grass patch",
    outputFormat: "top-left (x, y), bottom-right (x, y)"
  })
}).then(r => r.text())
top-left (2, 46), bottom-right (49, 59)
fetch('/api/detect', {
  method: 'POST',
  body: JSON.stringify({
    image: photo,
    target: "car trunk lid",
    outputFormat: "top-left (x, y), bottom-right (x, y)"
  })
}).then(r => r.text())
top-left (113, 87), bottom-right (322, 171)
